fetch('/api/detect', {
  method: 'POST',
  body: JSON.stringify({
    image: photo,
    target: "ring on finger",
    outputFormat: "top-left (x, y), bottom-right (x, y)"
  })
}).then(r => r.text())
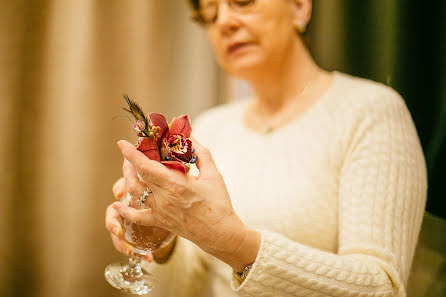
top-left (138, 187), bottom-right (152, 206)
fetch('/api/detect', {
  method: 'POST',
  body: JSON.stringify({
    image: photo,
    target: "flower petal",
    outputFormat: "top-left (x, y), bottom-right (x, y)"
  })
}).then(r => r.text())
top-left (148, 113), bottom-right (169, 140)
top-left (160, 161), bottom-right (188, 173)
top-left (161, 136), bottom-right (192, 162)
top-left (168, 115), bottom-right (192, 138)
top-left (137, 137), bottom-right (160, 161)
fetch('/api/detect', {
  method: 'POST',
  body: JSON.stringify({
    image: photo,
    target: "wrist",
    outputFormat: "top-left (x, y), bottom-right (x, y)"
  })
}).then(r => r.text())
top-left (213, 226), bottom-right (260, 273)
top-left (230, 228), bottom-right (260, 273)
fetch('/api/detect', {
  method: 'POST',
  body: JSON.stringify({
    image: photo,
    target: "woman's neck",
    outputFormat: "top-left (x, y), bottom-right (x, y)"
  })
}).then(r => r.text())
top-left (241, 40), bottom-right (335, 134)
top-left (246, 41), bottom-right (321, 114)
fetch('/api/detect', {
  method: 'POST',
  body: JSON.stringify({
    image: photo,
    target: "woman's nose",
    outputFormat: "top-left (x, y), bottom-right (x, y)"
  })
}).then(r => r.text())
top-left (215, 3), bottom-right (240, 34)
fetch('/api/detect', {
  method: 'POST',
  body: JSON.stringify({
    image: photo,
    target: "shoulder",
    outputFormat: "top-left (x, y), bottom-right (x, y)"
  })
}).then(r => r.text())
top-left (331, 72), bottom-right (408, 117)
top-left (326, 73), bottom-right (420, 154)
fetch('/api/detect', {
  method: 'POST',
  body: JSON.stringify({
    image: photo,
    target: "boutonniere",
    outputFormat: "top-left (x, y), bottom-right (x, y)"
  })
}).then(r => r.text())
top-left (123, 95), bottom-right (196, 173)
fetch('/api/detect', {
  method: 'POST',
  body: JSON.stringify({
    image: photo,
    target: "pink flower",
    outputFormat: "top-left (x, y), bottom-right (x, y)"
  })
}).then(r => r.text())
top-left (136, 113), bottom-right (194, 174)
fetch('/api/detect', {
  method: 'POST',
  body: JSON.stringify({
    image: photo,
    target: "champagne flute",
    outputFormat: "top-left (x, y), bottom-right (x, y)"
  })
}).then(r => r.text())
top-left (105, 193), bottom-right (175, 295)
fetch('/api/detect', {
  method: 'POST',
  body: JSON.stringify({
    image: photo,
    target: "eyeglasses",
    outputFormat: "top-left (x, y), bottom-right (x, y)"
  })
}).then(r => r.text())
top-left (194, 0), bottom-right (257, 27)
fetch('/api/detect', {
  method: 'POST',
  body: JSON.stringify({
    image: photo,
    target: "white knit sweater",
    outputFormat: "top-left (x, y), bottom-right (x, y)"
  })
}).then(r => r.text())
top-left (144, 72), bottom-right (427, 297)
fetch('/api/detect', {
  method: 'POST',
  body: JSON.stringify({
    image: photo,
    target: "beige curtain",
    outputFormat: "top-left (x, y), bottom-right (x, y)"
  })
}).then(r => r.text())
top-left (2, 1), bottom-right (443, 296)
top-left (0, 1), bottom-right (220, 296)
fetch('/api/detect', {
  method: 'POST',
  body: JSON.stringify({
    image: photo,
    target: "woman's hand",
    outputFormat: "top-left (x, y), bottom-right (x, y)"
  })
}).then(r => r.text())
top-left (105, 159), bottom-right (175, 263)
top-left (113, 138), bottom-right (261, 272)
top-left (105, 177), bottom-right (153, 262)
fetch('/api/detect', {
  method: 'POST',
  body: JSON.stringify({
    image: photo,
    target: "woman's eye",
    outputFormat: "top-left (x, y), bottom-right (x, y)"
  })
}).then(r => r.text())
top-left (232, 0), bottom-right (255, 7)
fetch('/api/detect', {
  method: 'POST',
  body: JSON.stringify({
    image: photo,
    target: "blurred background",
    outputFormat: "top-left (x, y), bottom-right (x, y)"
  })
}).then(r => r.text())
top-left (1, 1), bottom-right (445, 297)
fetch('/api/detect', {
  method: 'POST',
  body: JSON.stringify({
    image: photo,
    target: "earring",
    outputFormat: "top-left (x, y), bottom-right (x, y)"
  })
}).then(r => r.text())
top-left (295, 20), bottom-right (307, 34)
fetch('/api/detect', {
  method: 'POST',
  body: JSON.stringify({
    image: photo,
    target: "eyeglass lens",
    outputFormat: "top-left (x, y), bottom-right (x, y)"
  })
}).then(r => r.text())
top-left (199, 0), bottom-right (256, 25)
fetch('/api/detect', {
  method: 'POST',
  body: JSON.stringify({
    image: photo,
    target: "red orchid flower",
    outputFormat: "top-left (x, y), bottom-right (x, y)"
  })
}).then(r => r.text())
top-left (136, 113), bottom-right (194, 174)
top-left (122, 95), bottom-right (195, 173)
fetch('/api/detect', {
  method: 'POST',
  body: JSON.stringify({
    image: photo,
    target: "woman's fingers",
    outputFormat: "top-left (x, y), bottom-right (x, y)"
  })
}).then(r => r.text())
top-left (189, 136), bottom-right (216, 174)
top-left (111, 233), bottom-right (132, 256)
top-left (105, 202), bottom-right (124, 236)
top-left (112, 177), bottom-right (126, 200)
top-left (122, 158), bottom-right (138, 182)
top-left (107, 204), bottom-right (153, 262)
top-left (123, 159), bottom-right (149, 199)
top-left (123, 159), bottom-right (155, 208)
top-left (113, 203), bottom-right (158, 227)
top-left (110, 234), bottom-right (153, 262)
top-left (118, 140), bottom-right (186, 188)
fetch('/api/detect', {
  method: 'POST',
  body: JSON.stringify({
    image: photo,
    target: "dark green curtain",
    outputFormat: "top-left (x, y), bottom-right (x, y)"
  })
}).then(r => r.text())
top-left (311, 0), bottom-right (446, 219)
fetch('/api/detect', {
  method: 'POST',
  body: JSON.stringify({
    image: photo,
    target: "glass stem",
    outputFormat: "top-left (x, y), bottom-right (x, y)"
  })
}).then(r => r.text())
top-left (122, 255), bottom-right (144, 280)
top-left (129, 256), bottom-right (141, 268)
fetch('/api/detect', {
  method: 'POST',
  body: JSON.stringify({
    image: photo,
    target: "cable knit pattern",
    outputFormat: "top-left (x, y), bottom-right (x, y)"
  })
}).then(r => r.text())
top-left (145, 72), bottom-right (427, 297)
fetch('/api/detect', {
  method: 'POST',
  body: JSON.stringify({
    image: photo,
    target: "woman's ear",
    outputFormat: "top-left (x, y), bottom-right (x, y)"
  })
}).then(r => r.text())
top-left (289, 0), bottom-right (312, 33)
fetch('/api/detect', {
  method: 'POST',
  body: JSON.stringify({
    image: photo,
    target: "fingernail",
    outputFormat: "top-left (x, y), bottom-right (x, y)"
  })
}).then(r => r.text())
top-left (117, 140), bottom-right (124, 149)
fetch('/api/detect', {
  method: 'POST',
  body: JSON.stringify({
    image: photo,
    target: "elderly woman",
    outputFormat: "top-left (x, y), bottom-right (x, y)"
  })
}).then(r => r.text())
top-left (105, 0), bottom-right (427, 296)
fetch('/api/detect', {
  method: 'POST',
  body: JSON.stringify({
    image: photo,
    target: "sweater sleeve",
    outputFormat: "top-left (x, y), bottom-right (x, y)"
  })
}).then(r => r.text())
top-left (231, 89), bottom-right (427, 297)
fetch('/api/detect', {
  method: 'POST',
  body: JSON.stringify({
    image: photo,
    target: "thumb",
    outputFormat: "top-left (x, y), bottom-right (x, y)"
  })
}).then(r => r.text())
top-left (189, 136), bottom-right (216, 174)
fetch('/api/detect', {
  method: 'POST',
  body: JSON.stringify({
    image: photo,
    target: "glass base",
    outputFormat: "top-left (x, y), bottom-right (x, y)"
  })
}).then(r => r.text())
top-left (105, 262), bottom-right (154, 295)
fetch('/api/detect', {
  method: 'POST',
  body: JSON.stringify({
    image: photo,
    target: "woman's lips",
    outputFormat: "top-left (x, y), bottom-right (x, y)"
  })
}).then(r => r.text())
top-left (227, 42), bottom-right (254, 56)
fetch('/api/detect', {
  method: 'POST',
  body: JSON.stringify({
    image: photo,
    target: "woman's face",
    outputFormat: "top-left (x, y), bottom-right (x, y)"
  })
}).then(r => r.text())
top-left (203, 0), bottom-right (303, 77)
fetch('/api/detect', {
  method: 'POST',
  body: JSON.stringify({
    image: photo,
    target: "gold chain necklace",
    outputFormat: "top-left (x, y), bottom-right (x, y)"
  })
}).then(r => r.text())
top-left (251, 74), bottom-right (321, 135)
